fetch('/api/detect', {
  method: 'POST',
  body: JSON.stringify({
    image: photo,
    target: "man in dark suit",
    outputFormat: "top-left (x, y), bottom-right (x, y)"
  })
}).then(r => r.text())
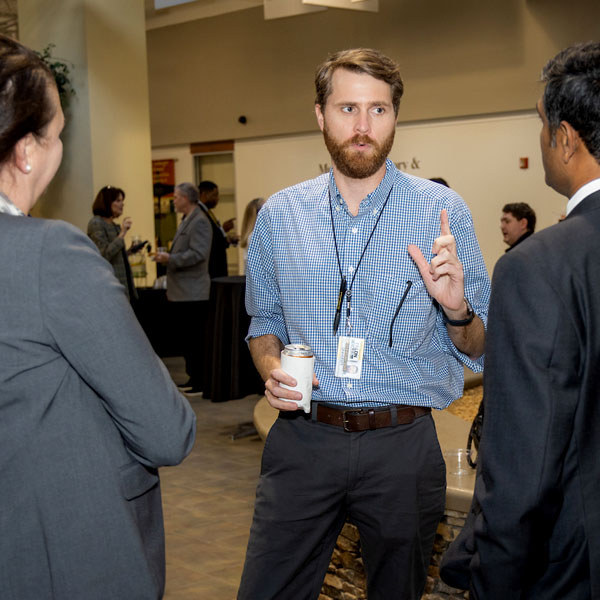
top-left (198, 180), bottom-right (238, 278)
top-left (155, 182), bottom-right (212, 395)
top-left (463, 42), bottom-right (600, 598)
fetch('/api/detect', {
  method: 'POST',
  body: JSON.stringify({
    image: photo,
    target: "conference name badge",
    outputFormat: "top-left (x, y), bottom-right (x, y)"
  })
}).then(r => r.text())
top-left (335, 336), bottom-right (365, 380)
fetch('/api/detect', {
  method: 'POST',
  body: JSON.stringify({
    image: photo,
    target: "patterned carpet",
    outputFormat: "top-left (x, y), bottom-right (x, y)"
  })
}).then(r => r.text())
top-left (446, 385), bottom-right (483, 422)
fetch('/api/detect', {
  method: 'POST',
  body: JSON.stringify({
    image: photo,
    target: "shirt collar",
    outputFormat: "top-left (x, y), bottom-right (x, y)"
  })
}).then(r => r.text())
top-left (328, 159), bottom-right (396, 214)
top-left (566, 178), bottom-right (600, 216)
top-left (0, 192), bottom-right (25, 216)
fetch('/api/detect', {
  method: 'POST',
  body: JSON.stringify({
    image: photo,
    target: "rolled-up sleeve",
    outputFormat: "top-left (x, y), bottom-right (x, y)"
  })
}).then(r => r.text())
top-left (245, 207), bottom-right (289, 346)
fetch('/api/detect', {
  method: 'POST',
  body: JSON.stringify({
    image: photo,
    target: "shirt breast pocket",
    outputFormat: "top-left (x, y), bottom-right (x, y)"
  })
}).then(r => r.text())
top-left (365, 276), bottom-right (436, 356)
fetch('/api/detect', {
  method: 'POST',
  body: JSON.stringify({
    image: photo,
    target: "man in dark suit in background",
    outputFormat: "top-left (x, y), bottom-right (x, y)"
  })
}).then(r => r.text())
top-left (155, 182), bottom-right (212, 395)
top-left (198, 180), bottom-right (238, 278)
top-left (464, 42), bottom-right (600, 598)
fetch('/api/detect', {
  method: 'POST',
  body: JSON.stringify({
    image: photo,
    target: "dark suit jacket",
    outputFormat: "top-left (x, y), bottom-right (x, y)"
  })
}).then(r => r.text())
top-left (468, 190), bottom-right (600, 598)
top-left (199, 202), bottom-right (229, 279)
top-left (166, 206), bottom-right (212, 302)
top-left (0, 214), bottom-right (196, 599)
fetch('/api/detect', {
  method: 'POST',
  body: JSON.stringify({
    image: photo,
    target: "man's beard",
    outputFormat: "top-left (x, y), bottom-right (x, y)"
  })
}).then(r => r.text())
top-left (323, 124), bottom-right (395, 179)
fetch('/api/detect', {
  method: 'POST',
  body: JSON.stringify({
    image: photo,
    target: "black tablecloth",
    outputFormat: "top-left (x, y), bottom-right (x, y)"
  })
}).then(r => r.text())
top-left (203, 276), bottom-right (263, 402)
top-left (135, 288), bottom-right (183, 357)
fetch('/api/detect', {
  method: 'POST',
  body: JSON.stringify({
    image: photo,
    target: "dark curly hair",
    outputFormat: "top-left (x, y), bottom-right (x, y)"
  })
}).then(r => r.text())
top-left (502, 203), bottom-right (536, 233)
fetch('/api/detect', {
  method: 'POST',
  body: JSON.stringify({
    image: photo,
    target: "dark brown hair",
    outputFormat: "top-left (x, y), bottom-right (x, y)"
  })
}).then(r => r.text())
top-left (315, 48), bottom-right (404, 115)
top-left (541, 41), bottom-right (600, 162)
top-left (0, 34), bottom-right (56, 167)
top-left (92, 186), bottom-right (126, 217)
top-left (502, 202), bottom-right (536, 233)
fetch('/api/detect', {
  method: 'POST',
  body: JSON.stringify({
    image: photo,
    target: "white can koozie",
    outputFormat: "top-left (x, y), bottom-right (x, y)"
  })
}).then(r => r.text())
top-left (280, 344), bottom-right (314, 413)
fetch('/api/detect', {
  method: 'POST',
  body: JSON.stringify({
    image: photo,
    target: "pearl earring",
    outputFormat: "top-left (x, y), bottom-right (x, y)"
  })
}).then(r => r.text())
top-left (25, 164), bottom-right (32, 173)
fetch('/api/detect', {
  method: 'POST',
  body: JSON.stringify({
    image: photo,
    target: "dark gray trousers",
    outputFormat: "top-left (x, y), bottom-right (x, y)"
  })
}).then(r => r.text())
top-left (168, 300), bottom-right (208, 387)
top-left (238, 410), bottom-right (446, 600)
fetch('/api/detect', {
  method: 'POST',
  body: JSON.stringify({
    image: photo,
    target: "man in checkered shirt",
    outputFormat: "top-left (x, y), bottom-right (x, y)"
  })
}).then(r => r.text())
top-left (238, 48), bottom-right (491, 600)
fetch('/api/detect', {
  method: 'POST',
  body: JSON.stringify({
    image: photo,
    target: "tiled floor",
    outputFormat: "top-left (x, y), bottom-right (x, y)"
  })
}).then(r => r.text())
top-left (161, 357), bottom-right (263, 599)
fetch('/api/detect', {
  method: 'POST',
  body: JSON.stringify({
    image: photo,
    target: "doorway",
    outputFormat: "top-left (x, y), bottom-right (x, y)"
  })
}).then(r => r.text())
top-left (194, 152), bottom-right (239, 276)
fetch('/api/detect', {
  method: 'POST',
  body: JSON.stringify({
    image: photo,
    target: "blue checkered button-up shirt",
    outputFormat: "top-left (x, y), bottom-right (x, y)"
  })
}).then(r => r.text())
top-left (246, 160), bottom-right (490, 409)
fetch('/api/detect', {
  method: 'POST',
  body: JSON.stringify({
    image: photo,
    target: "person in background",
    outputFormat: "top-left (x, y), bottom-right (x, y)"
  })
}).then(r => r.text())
top-left (239, 47), bottom-right (489, 600)
top-left (500, 202), bottom-right (536, 251)
top-left (87, 185), bottom-right (138, 302)
top-left (240, 197), bottom-right (265, 268)
top-left (154, 182), bottom-right (212, 395)
top-left (429, 176), bottom-right (449, 187)
top-left (0, 34), bottom-right (196, 599)
top-left (198, 180), bottom-right (238, 278)
top-left (445, 41), bottom-right (600, 598)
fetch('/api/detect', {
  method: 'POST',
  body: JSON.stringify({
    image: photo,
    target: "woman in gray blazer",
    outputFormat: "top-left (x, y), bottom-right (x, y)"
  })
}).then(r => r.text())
top-left (0, 35), bottom-right (196, 599)
top-left (87, 185), bottom-right (138, 301)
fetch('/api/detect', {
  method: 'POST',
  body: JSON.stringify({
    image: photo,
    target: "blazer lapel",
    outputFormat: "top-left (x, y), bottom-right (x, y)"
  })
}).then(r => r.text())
top-left (172, 207), bottom-right (198, 245)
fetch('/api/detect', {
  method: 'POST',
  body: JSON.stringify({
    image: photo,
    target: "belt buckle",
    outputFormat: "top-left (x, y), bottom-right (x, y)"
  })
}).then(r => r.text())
top-left (341, 408), bottom-right (365, 432)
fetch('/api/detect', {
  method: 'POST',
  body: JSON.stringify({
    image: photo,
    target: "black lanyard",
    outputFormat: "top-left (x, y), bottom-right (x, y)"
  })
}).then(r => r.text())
top-left (329, 188), bottom-right (392, 335)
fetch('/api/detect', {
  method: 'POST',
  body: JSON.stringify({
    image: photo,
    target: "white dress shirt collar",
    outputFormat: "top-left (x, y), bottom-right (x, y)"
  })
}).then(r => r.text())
top-left (566, 178), bottom-right (600, 216)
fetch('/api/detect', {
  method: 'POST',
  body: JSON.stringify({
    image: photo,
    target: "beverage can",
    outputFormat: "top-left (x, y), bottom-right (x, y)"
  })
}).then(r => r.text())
top-left (280, 344), bottom-right (314, 413)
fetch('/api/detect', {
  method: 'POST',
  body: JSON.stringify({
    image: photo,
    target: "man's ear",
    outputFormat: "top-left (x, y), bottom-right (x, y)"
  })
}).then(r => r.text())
top-left (558, 120), bottom-right (580, 164)
top-left (315, 104), bottom-right (325, 132)
top-left (14, 133), bottom-right (34, 174)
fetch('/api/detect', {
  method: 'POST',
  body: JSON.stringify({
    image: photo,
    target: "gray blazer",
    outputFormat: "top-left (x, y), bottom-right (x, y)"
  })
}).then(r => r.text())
top-left (167, 205), bottom-right (212, 302)
top-left (87, 215), bottom-right (137, 301)
top-left (0, 214), bottom-right (196, 599)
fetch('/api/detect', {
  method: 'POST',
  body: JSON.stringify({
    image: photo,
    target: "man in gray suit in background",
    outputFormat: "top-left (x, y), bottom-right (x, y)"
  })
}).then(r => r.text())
top-left (155, 182), bottom-right (212, 395)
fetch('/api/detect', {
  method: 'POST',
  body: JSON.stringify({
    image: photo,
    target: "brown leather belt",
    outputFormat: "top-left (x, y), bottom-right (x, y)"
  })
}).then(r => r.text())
top-left (315, 403), bottom-right (431, 432)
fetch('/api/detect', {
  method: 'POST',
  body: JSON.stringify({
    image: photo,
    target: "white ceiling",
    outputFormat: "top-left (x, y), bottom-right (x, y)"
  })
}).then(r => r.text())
top-left (145, 0), bottom-right (378, 30)
top-left (145, 0), bottom-right (262, 30)
top-left (2, 1), bottom-right (375, 39)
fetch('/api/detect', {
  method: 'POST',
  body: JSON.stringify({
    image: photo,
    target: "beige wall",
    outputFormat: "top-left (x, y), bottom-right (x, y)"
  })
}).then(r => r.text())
top-left (233, 112), bottom-right (564, 277)
top-left (147, 0), bottom-right (600, 146)
top-left (20, 0), bottom-right (156, 280)
top-left (152, 145), bottom-right (196, 184)
top-left (158, 111), bottom-right (566, 277)
top-left (17, 1), bottom-right (596, 283)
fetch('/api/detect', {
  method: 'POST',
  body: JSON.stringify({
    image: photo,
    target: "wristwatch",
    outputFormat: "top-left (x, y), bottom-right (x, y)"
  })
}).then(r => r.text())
top-left (443, 297), bottom-right (475, 327)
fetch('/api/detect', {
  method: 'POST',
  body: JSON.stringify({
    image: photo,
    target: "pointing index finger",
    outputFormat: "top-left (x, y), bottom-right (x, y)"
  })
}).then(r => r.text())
top-left (440, 209), bottom-right (450, 236)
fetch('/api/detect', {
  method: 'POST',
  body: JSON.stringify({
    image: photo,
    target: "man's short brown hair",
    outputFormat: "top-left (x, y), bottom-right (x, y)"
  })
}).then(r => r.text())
top-left (502, 202), bottom-right (536, 233)
top-left (315, 48), bottom-right (404, 116)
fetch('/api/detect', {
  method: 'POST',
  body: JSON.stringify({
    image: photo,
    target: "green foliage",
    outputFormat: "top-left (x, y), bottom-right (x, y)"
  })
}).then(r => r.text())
top-left (36, 44), bottom-right (75, 108)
